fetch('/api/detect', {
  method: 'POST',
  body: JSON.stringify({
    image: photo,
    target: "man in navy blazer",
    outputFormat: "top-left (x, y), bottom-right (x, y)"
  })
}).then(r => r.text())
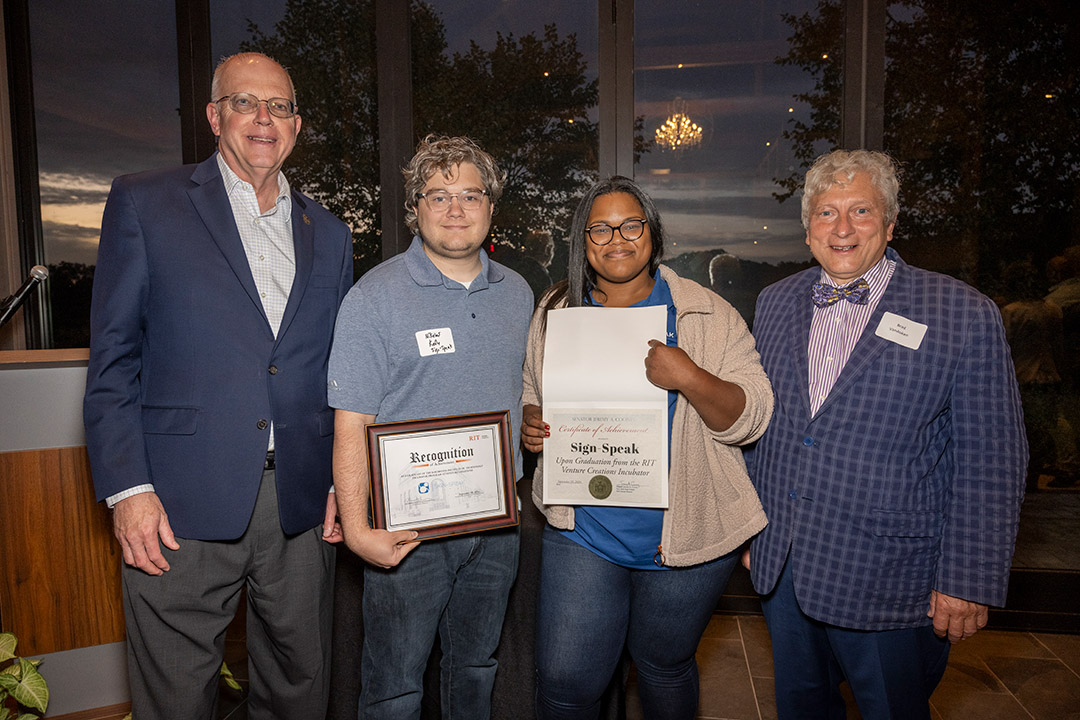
top-left (83, 52), bottom-right (352, 718)
top-left (747, 150), bottom-right (1026, 718)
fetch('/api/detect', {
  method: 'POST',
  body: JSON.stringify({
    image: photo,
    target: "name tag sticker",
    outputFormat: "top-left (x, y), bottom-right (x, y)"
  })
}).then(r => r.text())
top-left (416, 328), bottom-right (456, 357)
top-left (875, 312), bottom-right (927, 350)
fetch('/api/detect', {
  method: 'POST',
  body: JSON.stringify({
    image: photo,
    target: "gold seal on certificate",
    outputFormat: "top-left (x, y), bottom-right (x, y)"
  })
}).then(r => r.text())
top-left (543, 408), bottom-right (668, 507)
top-left (366, 411), bottom-right (519, 540)
top-left (589, 475), bottom-right (613, 500)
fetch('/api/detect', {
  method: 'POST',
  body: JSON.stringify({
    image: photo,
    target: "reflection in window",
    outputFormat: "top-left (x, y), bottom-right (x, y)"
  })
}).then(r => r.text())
top-left (633, 1), bottom-right (826, 328)
top-left (413, 1), bottom-right (600, 296)
top-left (28, 1), bottom-right (181, 347)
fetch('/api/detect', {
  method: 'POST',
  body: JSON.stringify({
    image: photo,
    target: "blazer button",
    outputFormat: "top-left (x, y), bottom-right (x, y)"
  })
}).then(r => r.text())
top-left (789, 489), bottom-right (798, 499)
top-left (257, 419), bottom-right (269, 430)
top-left (802, 436), bottom-right (814, 446)
top-left (268, 365), bottom-right (278, 375)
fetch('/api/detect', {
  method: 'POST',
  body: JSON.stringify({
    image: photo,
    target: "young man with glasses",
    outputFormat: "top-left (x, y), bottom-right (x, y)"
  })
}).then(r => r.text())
top-left (329, 135), bottom-right (533, 719)
top-left (84, 52), bottom-right (352, 718)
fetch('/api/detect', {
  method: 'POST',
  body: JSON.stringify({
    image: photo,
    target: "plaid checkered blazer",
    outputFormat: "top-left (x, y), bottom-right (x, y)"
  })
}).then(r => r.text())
top-left (747, 248), bottom-right (1027, 630)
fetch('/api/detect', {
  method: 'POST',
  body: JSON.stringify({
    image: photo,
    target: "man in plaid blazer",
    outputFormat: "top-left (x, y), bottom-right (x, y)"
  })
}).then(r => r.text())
top-left (746, 149), bottom-right (1027, 719)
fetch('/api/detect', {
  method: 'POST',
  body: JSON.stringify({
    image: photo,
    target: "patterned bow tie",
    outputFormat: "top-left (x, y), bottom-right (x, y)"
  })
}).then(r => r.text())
top-left (811, 278), bottom-right (870, 307)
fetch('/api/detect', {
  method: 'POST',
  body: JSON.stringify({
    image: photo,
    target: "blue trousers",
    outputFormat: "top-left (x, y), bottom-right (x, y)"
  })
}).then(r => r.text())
top-left (535, 526), bottom-right (739, 720)
top-left (359, 527), bottom-right (520, 720)
top-left (760, 559), bottom-right (950, 720)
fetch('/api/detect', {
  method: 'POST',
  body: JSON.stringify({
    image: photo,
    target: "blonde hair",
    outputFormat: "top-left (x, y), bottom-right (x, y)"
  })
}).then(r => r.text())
top-left (402, 135), bottom-right (504, 234)
top-left (802, 149), bottom-right (900, 229)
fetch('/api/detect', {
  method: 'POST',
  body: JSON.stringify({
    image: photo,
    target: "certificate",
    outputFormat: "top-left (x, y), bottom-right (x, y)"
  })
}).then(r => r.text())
top-left (541, 306), bottom-right (669, 507)
top-left (366, 411), bottom-right (518, 540)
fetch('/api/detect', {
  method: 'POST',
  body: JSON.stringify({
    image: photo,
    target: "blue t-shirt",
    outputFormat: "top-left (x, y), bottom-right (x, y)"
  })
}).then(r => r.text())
top-left (560, 275), bottom-right (678, 569)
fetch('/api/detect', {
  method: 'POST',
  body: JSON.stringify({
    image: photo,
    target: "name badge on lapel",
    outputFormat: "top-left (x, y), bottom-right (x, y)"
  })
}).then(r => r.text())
top-left (874, 311), bottom-right (927, 350)
top-left (416, 328), bottom-right (456, 356)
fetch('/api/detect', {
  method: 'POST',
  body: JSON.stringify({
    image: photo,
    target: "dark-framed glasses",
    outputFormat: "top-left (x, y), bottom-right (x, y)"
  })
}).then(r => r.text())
top-left (417, 189), bottom-right (490, 212)
top-left (216, 93), bottom-right (297, 118)
top-left (586, 219), bottom-right (648, 245)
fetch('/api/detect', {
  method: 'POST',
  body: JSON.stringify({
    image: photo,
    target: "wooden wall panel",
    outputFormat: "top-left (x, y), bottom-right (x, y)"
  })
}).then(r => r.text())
top-left (0, 447), bottom-right (124, 655)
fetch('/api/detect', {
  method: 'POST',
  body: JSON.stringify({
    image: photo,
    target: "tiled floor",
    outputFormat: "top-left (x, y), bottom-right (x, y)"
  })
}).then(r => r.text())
top-left (216, 614), bottom-right (1080, 719)
top-left (625, 615), bottom-right (1080, 720)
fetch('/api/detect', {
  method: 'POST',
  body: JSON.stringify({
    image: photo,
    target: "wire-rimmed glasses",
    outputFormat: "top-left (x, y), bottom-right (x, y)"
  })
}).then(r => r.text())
top-left (215, 93), bottom-right (298, 119)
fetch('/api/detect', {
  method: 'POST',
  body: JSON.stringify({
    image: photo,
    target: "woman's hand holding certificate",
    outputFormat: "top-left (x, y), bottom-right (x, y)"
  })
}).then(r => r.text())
top-left (540, 305), bottom-right (670, 507)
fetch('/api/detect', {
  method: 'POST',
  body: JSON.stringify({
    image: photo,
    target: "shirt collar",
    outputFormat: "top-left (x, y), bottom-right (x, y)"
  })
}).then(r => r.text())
top-left (403, 236), bottom-right (503, 290)
top-left (216, 152), bottom-right (291, 214)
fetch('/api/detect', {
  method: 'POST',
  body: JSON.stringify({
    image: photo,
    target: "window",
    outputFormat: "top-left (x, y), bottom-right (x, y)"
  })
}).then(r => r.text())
top-left (882, 1), bottom-right (1080, 574)
top-left (634, 0), bottom-right (826, 327)
top-left (26, 0), bottom-right (181, 347)
top-left (212, 1), bottom-right (379, 279)
top-left (411, 1), bottom-right (599, 297)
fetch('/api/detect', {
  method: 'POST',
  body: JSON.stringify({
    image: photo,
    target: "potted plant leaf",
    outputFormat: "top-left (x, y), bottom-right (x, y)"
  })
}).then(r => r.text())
top-left (0, 632), bottom-right (49, 718)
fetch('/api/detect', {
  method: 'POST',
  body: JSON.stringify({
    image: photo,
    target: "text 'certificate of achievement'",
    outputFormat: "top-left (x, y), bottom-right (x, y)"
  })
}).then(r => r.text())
top-left (542, 305), bottom-right (669, 507)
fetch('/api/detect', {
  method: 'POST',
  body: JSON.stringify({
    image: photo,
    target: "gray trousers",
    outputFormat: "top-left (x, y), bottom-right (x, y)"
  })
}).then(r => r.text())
top-left (122, 469), bottom-right (335, 719)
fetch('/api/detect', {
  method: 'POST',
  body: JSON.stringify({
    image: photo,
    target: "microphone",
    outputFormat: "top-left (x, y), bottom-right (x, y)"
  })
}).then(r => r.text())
top-left (0, 265), bottom-right (49, 328)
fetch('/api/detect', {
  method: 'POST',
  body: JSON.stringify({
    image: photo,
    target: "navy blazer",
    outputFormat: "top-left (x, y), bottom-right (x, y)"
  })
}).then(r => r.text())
top-left (84, 155), bottom-right (353, 540)
top-left (747, 248), bottom-right (1027, 630)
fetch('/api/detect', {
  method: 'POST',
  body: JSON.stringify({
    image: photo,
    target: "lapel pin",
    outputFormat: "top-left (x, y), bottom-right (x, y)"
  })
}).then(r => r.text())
top-left (303, 213), bottom-right (311, 225)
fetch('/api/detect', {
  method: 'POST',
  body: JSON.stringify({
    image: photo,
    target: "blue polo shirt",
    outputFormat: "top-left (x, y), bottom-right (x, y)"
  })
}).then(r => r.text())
top-left (327, 237), bottom-right (533, 473)
top-left (560, 275), bottom-right (678, 569)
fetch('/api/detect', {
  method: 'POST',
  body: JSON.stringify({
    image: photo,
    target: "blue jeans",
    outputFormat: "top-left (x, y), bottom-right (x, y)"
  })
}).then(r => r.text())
top-left (359, 528), bottom-right (520, 720)
top-left (535, 526), bottom-right (739, 720)
top-left (760, 558), bottom-right (950, 720)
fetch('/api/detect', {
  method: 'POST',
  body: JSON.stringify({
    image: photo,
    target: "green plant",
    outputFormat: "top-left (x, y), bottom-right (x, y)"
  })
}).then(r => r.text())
top-left (0, 632), bottom-right (49, 719)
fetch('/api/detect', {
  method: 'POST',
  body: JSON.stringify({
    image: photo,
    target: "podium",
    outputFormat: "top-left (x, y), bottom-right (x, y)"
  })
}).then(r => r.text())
top-left (0, 350), bottom-right (129, 716)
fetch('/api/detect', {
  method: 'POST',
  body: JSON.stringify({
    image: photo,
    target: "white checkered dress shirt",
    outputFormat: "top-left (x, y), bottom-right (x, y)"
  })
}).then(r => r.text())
top-left (106, 156), bottom-right (295, 507)
top-left (217, 154), bottom-right (295, 336)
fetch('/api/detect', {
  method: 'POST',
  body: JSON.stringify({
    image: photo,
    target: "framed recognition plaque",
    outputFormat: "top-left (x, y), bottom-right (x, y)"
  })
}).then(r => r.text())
top-left (366, 411), bottom-right (519, 540)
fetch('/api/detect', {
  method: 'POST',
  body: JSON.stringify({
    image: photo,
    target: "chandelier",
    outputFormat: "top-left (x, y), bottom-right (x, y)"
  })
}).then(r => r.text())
top-left (655, 99), bottom-right (702, 152)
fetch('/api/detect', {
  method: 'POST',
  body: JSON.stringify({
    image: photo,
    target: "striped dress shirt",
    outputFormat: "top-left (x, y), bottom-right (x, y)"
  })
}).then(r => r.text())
top-left (807, 254), bottom-right (895, 416)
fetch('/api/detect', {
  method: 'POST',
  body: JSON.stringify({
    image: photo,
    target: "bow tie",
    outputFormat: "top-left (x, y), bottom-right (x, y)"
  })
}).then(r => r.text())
top-left (811, 278), bottom-right (870, 307)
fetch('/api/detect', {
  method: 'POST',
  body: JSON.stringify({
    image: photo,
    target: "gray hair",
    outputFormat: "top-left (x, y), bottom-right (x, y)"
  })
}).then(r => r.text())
top-left (402, 135), bottom-right (505, 235)
top-left (210, 52), bottom-right (296, 105)
top-left (801, 149), bottom-right (900, 229)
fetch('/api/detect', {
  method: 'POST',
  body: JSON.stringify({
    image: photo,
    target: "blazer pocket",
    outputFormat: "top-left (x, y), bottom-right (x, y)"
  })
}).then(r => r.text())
top-left (318, 408), bottom-right (335, 437)
top-left (868, 509), bottom-right (938, 538)
top-left (142, 406), bottom-right (198, 435)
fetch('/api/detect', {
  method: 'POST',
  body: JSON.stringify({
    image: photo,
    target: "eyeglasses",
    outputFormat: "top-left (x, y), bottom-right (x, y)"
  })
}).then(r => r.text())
top-left (586, 219), bottom-right (648, 245)
top-left (215, 93), bottom-right (298, 119)
top-left (417, 189), bottom-right (490, 212)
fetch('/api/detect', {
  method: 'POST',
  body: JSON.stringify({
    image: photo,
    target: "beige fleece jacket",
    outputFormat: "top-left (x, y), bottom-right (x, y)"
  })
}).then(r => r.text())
top-left (523, 265), bottom-right (772, 567)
